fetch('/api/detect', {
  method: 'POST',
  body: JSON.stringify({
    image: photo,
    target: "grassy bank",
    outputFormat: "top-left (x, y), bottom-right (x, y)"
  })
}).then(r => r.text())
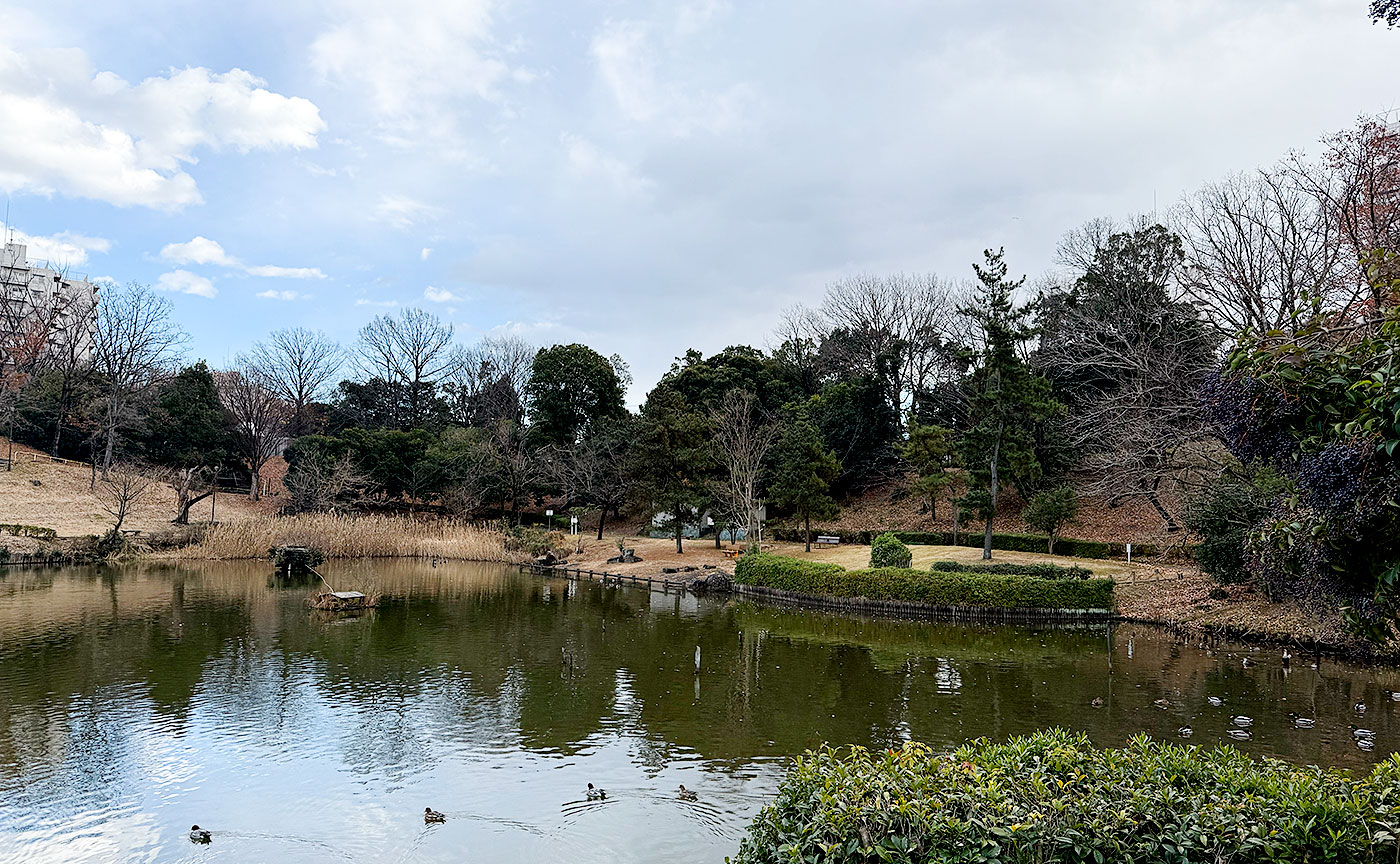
top-left (734, 554), bottom-right (1114, 610)
top-left (173, 514), bottom-right (518, 562)
top-left (736, 729), bottom-right (1400, 863)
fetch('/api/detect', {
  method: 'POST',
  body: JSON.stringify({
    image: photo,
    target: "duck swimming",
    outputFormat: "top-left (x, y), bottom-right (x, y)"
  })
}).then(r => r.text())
top-left (424, 807), bottom-right (447, 824)
top-left (1177, 726), bottom-right (1193, 738)
top-left (1232, 715), bottom-right (1253, 727)
top-left (189, 825), bottom-right (211, 844)
top-left (1090, 697), bottom-right (1104, 709)
top-left (1207, 696), bottom-right (1224, 707)
top-left (586, 783), bottom-right (606, 800)
top-left (1289, 713), bottom-right (1315, 729)
top-left (1355, 701), bottom-right (1367, 714)
top-left (678, 784), bottom-right (697, 801)
top-left (1152, 699), bottom-right (1171, 710)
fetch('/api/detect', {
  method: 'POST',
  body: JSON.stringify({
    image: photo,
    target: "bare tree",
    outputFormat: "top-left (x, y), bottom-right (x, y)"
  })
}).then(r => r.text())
top-left (788, 273), bottom-right (960, 420)
top-left (216, 367), bottom-right (291, 500)
top-left (1176, 170), bottom-right (1349, 337)
top-left (545, 417), bottom-right (633, 539)
top-left (245, 327), bottom-right (341, 438)
top-left (285, 452), bottom-right (368, 514)
top-left (712, 390), bottom-right (777, 549)
top-left (356, 308), bottom-right (455, 427)
top-left (90, 283), bottom-right (185, 477)
top-left (95, 461), bottom-right (155, 532)
top-left (443, 334), bottom-right (535, 426)
top-left (489, 418), bottom-right (540, 524)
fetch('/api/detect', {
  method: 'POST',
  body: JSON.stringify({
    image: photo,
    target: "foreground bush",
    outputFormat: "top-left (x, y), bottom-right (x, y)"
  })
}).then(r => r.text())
top-left (930, 560), bottom-right (1093, 580)
top-left (735, 729), bottom-right (1400, 864)
top-left (734, 554), bottom-right (1113, 610)
top-left (870, 532), bottom-right (912, 568)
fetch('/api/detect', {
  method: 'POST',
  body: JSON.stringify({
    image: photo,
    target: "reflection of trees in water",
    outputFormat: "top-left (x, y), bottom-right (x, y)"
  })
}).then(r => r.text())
top-left (6, 563), bottom-right (1400, 790)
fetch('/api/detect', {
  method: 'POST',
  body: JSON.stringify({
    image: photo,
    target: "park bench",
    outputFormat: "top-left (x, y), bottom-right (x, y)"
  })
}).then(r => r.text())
top-left (816, 535), bottom-right (841, 546)
top-left (720, 548), bottom-right (743, 560)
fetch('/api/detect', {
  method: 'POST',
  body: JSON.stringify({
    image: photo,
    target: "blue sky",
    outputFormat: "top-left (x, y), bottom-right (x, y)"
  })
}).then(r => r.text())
top-left (3, 0), bottom-right (1399, 402)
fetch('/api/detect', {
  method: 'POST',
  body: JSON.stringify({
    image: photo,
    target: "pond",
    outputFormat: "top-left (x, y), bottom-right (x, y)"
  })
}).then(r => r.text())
top-left (1, 561), bottom-right (1397, 862)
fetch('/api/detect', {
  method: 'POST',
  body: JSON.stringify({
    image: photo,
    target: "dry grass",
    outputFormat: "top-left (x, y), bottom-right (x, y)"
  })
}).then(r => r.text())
top-left (0, 437), bottom-right (276, 536)
top-left (793, 541), bottom-right (1149, 578)
top-left (176, 513), bottom-right (517, 562)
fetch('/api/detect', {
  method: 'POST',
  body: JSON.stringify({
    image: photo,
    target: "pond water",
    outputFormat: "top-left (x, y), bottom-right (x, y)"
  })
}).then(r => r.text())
top-left (2, 561), bottom-right (1398, 863)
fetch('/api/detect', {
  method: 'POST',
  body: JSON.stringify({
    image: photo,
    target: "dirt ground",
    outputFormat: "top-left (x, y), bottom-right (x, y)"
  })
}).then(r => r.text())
top-left (0, 438), bottom-right (277, 537)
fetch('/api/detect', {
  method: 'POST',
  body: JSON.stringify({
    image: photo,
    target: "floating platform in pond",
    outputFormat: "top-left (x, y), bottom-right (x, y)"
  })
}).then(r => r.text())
top-left (308, 590), bottom-right (373, 611)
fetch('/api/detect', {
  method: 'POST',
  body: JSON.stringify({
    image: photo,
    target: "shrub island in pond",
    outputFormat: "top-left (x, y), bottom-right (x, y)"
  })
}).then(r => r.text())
top-left (733, 729), bottom-right (1400, 863)
top-left (732, 553), bottom-right (1113, 615)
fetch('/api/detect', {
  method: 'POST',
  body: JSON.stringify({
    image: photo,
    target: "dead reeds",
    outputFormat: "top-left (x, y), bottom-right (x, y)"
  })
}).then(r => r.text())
top-left (175, 513), bottom-right (518, 562)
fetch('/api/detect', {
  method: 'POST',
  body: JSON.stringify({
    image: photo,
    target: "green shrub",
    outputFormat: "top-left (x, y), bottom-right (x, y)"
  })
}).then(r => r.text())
top-left (768, 527), bottom-right (1159, 560)
top-left (1021, 485), bottom-right (1080, 554)
top-left (1182, 470), bottom-right (1278, 585)
top-left (929, 559), bottom-right (1093, 579)
top-left (0, 523), bottom-right (58, 540)
top-left (735, 728), bottom-right (1400, 864)
top-left (734, 554), bottom-right (1113, 609)
top-left (869, 532), bottom-right (912, 569)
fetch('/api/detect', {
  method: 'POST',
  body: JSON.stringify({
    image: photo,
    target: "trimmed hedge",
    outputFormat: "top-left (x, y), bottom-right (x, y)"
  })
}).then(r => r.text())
top-left (736, 729), bottom-right (1400, 864)
top-left (930, 559), bottom-right (1094, 580)
top-left (0, 523), bottom-right (58, 540)
top-left (734, 554), bottom-right (1114, 610)
top-left (769, 526), bottom-right (1160, 560)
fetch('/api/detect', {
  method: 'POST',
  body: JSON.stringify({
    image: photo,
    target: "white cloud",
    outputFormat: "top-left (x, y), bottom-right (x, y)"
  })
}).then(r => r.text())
top-left (423, 285), bottom-right (459, 302)
top-left (373, 196), bottom-right (442, 230)
top-left (420, 247), bottom-right (432, 260)
top-left (1, 223), bottom-right (110, 267)
top-left (160, 236), bottom-right (326, 279)
top-left (354, 298), bottom-right (397, 307)
top-left (0, 30), bottom-right (324, 209)
top-left (156, 269), bottom-right (216, 298)
top-left (310, 0), bottom-right (511, 126)
top-left (160, 236), bottom-right (237, 267)
top-left (256, 289), bottom-right (302, 300)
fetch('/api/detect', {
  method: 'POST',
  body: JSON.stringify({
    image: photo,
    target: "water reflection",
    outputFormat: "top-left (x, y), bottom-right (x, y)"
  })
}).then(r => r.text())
top-left (1, 561), bottom-right (1398, 862)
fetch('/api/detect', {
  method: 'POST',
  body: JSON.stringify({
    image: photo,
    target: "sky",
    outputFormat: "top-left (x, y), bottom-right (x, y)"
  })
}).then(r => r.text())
top-left (2, 0), bottom-right (1399, 404)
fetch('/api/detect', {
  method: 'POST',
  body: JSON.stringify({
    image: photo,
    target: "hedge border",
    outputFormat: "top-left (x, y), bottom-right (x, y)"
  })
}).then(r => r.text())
top-left (734, 553), bottom-right (1114, 613)
top-left (771, 527), bottom-right (1163, 560)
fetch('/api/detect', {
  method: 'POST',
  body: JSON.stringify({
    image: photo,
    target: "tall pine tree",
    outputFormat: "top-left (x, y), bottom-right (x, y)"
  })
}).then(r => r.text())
top-left (958, 249), bottom-right (1061, 559)
top-left (771, 404), bottom-right (841, 552)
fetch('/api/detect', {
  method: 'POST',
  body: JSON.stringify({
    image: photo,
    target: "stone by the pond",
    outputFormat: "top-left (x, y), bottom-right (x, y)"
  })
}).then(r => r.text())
top-left (687, 572), bottom-right (732, 594)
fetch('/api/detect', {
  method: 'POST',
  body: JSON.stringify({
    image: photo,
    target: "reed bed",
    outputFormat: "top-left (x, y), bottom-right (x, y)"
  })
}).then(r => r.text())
top-left (180, 514), bottom-right (518, 562)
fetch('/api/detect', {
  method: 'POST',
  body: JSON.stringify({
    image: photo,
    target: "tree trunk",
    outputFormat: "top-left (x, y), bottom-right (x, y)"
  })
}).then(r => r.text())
top-left (174, 490), bottom-right (213, 525)
top-left (101, 423), bottom-right (116, 478)
top-left (985, 436), bottom-right (996, 560)
top-left (804, 512), bottom-right (811, 553)
top-left (248, 465), bottom-right (261, 501)
top-left (674, 501), bottom-right (683, 555)
top-left (596, 508), bottom-right (605, 541)
top-left (1146, 477), bottom-right (1179, 531)
top-left (1048, 532), bottom-right (1055, 555)
top-left (714, 520), bottom-right (721, 549)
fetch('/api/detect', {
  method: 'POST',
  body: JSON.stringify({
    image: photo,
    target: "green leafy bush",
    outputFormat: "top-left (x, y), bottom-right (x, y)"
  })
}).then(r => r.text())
top-left (930, 559), bottom-right (1093, 580)
top-left (0, 524), bottom-right (58, 540)
top-left (1182, 469), bottom-right (1279, 585)
top-left (869, 532), bottom-right (912, 569)
top-left (735, 729), bottom-right (1400, 864)
top-left (734, 554), bottom-right (1113, 610)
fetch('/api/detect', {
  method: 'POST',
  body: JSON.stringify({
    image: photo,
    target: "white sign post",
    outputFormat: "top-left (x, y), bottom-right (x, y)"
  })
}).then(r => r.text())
top-left (570, 515), bottom-right (578, 536)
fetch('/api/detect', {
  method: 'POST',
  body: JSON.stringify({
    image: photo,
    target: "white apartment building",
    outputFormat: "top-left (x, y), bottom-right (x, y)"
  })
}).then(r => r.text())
top-left (0, 241), bottom-right (99, 367)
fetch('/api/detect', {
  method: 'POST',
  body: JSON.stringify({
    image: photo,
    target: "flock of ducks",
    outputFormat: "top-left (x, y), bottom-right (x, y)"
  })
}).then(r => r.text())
top-left (189, 783), bottom-right (701, 844)
top-left (1088, 647), bottom-right (1396, 751)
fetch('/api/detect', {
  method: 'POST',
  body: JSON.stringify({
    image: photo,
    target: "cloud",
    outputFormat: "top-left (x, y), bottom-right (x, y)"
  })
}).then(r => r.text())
top-left (160, 236), bottom-right (326, 279)
top-left (420, 247), bottom-right (432, 260)
top-left (310, 0), bottom-right (512, 127)
top-left (354, 298), bottom-right (397, 307)
top-left (0, 31), bottom-right (325, 209)
top-left (373, 196), bottom-right (443, 230)
top-left (256, 289), bottom-right (302, 300)
top-left (156, 269), bottom-right (217, 298)
top-left (0, 223), bottom-right (110, 267)
top-left (423, 285), bottom-right (459, 302)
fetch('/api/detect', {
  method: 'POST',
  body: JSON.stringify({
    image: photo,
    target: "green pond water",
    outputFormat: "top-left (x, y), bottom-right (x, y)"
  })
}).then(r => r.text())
top-left (1, 561), bottom-right (1398, 862)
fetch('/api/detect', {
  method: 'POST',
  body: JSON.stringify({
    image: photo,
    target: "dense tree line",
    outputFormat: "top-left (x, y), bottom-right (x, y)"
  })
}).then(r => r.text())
top-left (4, 115), bottom-right (1399, 634)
